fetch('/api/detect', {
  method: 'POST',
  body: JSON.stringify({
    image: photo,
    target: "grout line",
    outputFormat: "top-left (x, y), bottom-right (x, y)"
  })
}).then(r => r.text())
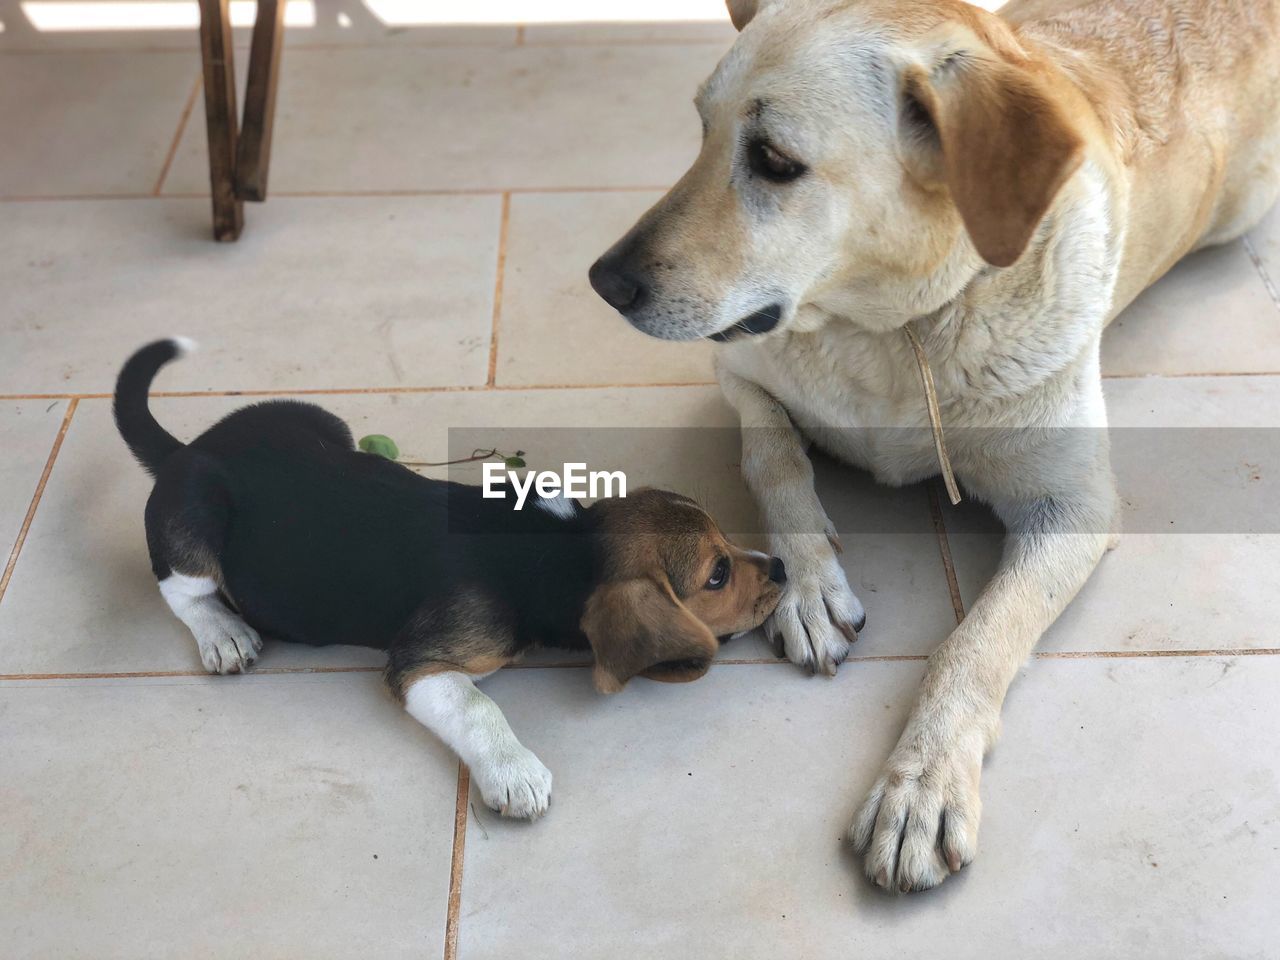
top-left (1243, 234), bottom-right (1280, 312)
top-left (5, 368), bottom-right (1280, 402)
top-left (0, 42), bottom-right (484, 56)
top-left (0, 380), bottom-right (719, 402)
top-left (926, 481), bottom-right (966, 624)
top-left (273, 184), bottom-right (671, 196)
top-left (520, 37), bottom-right (732, 47)
top-left (1, 374), bottom-right (1267, 398)
top-left (0, 34), bottom-right (729, 56)
top-left (4, 648), bottom-right (1278, 684)
top-left (0, 184), bottom-right (671, 204)
top-left (0, 399), bottom-right (78, 607)
top-left (443, 763), bottom-right (470, 960)
top-left (0, 192), bottom-right (155, 202)
top-left (153, 73), bottom-right (202, 196)
top-left (0, 665), bottom-right (382, 681)
top-left (506, 655), bottom-right (1259, 670)
top-left (487, 192), bottom-right (512, 387)
top-left (1035, 648), bottom-right (1280, 659)
top-left (1100, 369), bottom-right (1280, 380)
top-left (9, 375), bottom-right (1278, 404)
top-left (0, 45), bottom-right (221, 55)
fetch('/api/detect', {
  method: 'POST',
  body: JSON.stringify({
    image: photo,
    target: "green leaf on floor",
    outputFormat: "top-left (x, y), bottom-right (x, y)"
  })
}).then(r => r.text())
top-left (358, 434), bottom-right (400, 460)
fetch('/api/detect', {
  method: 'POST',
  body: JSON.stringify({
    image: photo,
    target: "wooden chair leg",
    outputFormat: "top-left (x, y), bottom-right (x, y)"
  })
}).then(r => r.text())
top-left (236, 0), bottom-right (287, 202)
top-left (198, 0), bottom-right (243, 242)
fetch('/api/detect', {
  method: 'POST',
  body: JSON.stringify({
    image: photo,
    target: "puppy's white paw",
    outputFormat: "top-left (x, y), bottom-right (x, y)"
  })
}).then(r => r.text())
top-left (193, 612), bottom-right (262, 675)
top-left (765, 536), bottom-right (865, 675)
top-left (473, 746), bottom-right (553, 820)
top-left (849, 731), bottom-right (984, 893)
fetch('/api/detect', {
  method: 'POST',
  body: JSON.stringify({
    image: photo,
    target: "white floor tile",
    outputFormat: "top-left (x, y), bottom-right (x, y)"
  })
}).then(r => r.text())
top-left (497, 191), bottom-right (714, 387)
top-left (0, 197), bottom-right (500, 393)
top-left (812, 458), bottom-right (959, 657)
top-left (1102, 241), bottom-right (1280, 376)
top-left (162, 44), bottom-right (717, 193)
top-left (0, 0), bottom-right (517, 50)
top-left (1247, 202), bottom-right (1280, 295)
top-left (523, 21), bottom-right (736, 45)
top-left (0, 400), bottom-right (66, 559)
top-left (0, 52), bottom-right (195, 196)
top-left (0, 672), bottom-right (458, 958)
top-left (945, 376), bottom-right (1280, 651)
top-left (456, 656), bottom-right (1280, 959)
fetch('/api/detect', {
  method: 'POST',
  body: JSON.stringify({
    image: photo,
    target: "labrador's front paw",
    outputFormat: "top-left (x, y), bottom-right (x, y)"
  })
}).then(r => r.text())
top-left (765, 535), bottom-right (865, 675)
top-left (849, 727), bottom-right (984, 892)
top-left (472, 746), bottom-right (553, 820)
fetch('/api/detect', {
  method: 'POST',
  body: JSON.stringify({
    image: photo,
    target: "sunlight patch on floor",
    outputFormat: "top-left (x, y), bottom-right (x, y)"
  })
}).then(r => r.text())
top-left (19, 0), bottom-right (315, 31)
top-left (363, 0), bottom-right (728, 26)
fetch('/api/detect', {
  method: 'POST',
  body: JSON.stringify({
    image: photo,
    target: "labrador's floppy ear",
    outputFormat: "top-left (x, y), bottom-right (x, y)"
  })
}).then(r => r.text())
top-left (726, 0), bottom-right (769, 31)
top-left (581, 576), bottom-right (719, 694)
top-left (901, 50), bottom-right (1084, 267)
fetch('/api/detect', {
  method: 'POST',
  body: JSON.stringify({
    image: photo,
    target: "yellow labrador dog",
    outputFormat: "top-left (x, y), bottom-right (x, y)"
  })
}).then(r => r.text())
top-left (590, 0), bottom-right (1280, 892)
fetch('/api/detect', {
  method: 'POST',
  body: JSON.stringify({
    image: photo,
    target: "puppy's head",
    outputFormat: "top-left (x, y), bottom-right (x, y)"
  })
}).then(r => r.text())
top-left (589, 0), bottom-right (1085, 341)
top-left (581, 488), bottom-right (785, 693)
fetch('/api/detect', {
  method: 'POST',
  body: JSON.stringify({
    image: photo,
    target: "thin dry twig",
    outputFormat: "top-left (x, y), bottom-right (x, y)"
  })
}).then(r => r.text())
top-left (469, 802), bottom-right (490, 840)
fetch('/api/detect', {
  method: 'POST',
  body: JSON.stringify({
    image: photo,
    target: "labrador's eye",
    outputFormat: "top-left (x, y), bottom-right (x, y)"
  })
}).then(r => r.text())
top-left (747, 139), bottom-right (806, 183)
top-left (706, 557), bottom-right (730, 590)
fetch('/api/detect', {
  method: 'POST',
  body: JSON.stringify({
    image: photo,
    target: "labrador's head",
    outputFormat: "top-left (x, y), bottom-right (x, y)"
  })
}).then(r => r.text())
top-left (589, 0), bottom-right (1085, 341)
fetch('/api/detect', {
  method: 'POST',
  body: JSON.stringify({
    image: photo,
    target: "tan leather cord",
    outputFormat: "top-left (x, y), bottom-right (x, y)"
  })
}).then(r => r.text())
top-left (903, 323), bottom-right (963, 506)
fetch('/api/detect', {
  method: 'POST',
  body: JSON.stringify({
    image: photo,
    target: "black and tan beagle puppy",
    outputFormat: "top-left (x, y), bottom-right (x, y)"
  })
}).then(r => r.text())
top-left (114, 340), bottom-right (785, 819)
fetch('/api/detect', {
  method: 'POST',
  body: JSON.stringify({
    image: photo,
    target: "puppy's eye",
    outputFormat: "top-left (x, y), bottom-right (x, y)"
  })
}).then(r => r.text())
top-left (747, 139), bottom-right (806, 183)
top-left (706, 557), bottom-right (730, 590)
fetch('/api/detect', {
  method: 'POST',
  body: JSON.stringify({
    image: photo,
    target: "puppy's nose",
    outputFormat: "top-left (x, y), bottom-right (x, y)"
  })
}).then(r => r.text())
top-left (589, 256), bottom-right (647, 313)
top-left (768, 557), bottom-right (787, 584)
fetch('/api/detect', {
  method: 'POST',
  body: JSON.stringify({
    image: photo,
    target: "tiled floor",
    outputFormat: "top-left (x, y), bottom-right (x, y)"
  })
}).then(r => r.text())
top-left (2, 3), bottom-right (1279, 958)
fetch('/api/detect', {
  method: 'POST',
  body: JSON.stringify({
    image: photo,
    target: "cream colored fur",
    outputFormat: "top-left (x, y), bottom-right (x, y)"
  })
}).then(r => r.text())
top-left (595, 0), bottom-right (1280, 892)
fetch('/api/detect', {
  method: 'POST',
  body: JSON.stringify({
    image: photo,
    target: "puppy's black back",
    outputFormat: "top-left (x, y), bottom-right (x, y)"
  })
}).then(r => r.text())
top-left (116, 340), bottom-right (597, 660)
top-left (155, 399), bottom-right (593, 652)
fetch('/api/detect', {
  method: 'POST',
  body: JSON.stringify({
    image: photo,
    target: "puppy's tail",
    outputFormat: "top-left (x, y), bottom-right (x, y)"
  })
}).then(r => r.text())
top-left (113, 338), bottom-right (197, 476)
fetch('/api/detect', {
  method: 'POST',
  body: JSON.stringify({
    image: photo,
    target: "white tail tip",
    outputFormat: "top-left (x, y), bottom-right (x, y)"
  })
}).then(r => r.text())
top-left (171, 336), bottom-right (199, 357)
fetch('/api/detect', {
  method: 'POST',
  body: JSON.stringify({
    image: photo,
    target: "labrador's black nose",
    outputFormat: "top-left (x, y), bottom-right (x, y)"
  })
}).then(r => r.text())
top-left (768, 557), bottom-right (787, 584)
top-left (589, 256), bottom-right (647, 313)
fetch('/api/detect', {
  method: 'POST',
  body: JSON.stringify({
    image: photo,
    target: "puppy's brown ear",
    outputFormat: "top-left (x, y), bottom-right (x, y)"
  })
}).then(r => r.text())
top-left (581, 576), bottom-right (719, 694)
top-left (726, 0), bottom-right (762, 30)
top-left (902, 52), bottom-right (1084, 267)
